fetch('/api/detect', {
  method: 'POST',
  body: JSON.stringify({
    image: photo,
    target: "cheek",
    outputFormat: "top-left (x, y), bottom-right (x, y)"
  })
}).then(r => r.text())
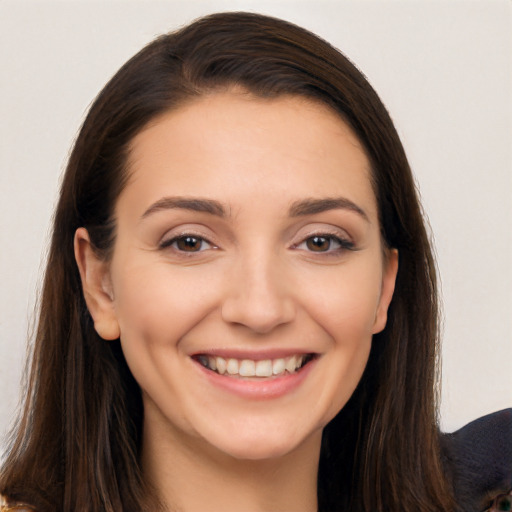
top-left (111, 259), bottom-right (221, 345)
top-left (292, 262), bottom-right (382, 423)
top-left (297, 261), bottom-right (384, 341)
top-left (109, 261), bottom-right (217, 411)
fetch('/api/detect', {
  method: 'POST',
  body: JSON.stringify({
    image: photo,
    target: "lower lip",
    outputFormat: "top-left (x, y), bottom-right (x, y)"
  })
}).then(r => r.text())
top-left (193, 358), bottom-right (317, 400)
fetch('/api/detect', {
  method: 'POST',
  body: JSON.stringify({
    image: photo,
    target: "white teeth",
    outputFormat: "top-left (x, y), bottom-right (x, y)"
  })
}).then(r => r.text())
top-left (285, 355), bottom-right (297, 373)
top-left (199, 354), bottom-right (309, 377)
top-left (216, 357), bottom-right (227, 375)
top-left (226, 358), bottom-right (239, 375)
top-left (255, 359), bottom-right (272, 377)
top-left (272, 358), bottom-right (286, 375)
top-left (239, 359), bottom-right (256, 377)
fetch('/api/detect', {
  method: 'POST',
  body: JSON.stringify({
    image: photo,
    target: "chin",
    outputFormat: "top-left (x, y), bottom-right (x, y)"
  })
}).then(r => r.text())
top-left (203, 422), bottom-right (322, 462)
top-left (222, 441), bottom-right (296, 461)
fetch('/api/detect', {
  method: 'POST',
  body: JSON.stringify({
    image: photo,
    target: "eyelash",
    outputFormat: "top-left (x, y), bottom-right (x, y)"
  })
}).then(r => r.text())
top-left (159, 234), bottom-right (216, 254)
top-left (159, 232), bottom-right (355, 256)
top-left (293, 233), bottom-right (355, 255)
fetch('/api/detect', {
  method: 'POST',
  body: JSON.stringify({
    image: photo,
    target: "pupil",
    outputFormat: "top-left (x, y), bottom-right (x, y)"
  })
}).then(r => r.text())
top-left (178, 236), bottom-right (201, 251)
top-left (307, 236), bottom-right (330, 252)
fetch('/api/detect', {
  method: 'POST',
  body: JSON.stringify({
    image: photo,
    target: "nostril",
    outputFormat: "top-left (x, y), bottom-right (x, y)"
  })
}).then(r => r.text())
top-left (221, 296), bottom-right (296, 333)
top-left (221, 261), bottom-right (296, 332)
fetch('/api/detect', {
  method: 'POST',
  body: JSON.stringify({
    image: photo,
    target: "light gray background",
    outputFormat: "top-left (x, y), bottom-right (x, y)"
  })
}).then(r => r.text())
top-left (1, 0), bottom-right (511, 448)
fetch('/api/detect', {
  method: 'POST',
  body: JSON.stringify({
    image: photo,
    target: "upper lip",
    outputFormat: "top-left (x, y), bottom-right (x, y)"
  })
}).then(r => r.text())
top-left (190, 349), bottom-right (317, 361)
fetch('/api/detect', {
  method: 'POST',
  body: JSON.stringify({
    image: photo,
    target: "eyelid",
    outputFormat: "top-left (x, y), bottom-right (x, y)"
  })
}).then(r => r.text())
top-left (290, 225), bottom-right (356, 254)
top-left (159, 234), bottom-right (215, 252)
top-left (158, 226), bottom-right (219, 251)
top-left (291, 224), bottom-right (354, 244)
top-left (294, 234), bottom-right (355, 252)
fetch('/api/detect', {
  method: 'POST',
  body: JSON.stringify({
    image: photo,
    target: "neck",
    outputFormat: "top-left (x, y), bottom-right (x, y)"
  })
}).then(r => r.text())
top-left (141, 409), bottom-right (321, 512)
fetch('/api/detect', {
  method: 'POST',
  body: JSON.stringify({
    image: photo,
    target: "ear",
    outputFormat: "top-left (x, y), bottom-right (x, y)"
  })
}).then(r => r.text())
top-left (372, 248), bottom-right (399, 334)
top-left (74, 227), bottom-right (120, 340)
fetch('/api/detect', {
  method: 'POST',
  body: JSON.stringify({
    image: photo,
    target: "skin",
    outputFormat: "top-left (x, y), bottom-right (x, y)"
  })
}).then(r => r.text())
top-left (75, 91), bottom-right (398, 512)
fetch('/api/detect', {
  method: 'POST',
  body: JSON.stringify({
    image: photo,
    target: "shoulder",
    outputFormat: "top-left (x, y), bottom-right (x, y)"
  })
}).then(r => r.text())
top-left (440, 408), bottom-right (512, 512)
top-left (0, 495), bottom-right (35, 512)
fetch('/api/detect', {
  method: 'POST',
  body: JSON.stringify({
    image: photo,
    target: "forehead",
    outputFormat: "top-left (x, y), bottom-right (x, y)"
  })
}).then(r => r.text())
top-left (122, 91), bottom-right (377, 220)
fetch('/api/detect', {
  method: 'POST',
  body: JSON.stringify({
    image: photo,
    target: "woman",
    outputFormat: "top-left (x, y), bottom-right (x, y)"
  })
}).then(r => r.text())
top-left (0, 11), bottom-right (510, 512)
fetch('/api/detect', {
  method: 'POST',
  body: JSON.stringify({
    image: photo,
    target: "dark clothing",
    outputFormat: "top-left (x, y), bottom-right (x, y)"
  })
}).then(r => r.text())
top-left (441, 408), bottom-right (512, 512)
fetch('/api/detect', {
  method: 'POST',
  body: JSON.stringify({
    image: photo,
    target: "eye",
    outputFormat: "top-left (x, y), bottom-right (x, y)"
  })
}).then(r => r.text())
top-left (295, 234), bottom-right (354, 253)
top-left (160, 235), bottom-right (214, 253)
top-left (306, 235), bottom-right (336, 252)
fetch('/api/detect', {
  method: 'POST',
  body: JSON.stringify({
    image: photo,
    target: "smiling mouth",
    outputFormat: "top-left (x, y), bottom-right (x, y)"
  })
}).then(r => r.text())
top-left (194, 354), bottom-right (315, 378)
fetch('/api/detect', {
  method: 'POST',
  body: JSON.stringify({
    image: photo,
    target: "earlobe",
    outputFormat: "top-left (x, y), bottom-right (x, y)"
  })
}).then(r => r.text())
top-left (372, 249), bottom-right (399, 334)
top-left (74, 227), bottom-right (120, 340)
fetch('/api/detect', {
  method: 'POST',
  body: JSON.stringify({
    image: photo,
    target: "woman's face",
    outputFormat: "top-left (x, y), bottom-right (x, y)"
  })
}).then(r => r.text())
top-left (79, 91), bottom-right (397, 461)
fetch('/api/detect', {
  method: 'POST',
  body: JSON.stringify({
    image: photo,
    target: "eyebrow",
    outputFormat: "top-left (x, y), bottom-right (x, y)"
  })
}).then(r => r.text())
top-left (288, 197), bottom-right (369, 221)
top-left (141, 196), bottom-right (226, 219)
top-left (140, 195), bottom-right (368, 222)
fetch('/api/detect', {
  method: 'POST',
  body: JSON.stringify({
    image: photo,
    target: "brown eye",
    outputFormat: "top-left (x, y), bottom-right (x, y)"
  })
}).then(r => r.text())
top-left (306, 236), bottom-right (333, 252)
top-left (159, 233), bottom-right (216, 254)
top-left (175, 236), bottom-right (205, 252)
top-left (296, 233), bottom-right (355, 254)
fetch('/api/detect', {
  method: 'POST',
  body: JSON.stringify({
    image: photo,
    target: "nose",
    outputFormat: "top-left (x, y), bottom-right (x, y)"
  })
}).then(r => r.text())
top-left (221, 253), bottom-right (296, 334)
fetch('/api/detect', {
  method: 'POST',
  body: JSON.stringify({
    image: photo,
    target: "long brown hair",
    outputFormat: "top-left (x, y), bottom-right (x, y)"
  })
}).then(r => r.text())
top-left (1, 12), bottom-right (454, 512)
